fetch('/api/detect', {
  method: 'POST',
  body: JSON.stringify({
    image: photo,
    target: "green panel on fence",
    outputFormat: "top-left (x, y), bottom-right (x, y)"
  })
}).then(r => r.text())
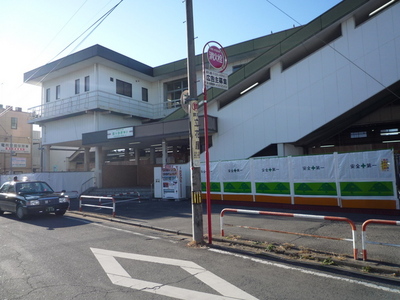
top-left (256, 182), bottom-right (291, 195)
top-left (201, 182), bottom-right (221, 192)
top-left (340, 181), bottom-right (394, 197)
top-left (223, 182), bottom-right (252, 193)
top-left (294, 182), bottom-right (337, 196)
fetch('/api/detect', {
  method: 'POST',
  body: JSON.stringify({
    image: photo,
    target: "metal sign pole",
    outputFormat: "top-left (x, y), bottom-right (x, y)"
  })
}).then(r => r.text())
top-left (202, 41), bottom-right (228, 244)
top-left (202, 46), bottom-right (212, 244)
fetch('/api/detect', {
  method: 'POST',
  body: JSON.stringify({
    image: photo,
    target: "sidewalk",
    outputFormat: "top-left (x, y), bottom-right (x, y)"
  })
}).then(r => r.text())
top-left (68, 197), bottom-right (400, 277)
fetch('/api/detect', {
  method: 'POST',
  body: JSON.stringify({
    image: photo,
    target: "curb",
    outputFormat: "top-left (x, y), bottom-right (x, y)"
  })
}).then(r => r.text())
top-left (67, 210), bottom-right (400, 279)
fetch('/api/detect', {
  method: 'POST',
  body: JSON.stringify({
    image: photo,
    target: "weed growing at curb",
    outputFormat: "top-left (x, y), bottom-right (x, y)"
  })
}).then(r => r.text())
top-left (322, 258), bottom-right (335, 265)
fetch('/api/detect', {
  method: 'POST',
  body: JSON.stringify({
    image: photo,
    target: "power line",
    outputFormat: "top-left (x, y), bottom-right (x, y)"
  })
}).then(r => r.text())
top-left (37, 0), bottom-right (90, 64)
top-left (24, 0), bottom-right (124, 85)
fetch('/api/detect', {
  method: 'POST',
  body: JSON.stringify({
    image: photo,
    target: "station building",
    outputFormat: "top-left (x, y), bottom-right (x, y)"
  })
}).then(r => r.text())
top-left (24, 0), bottom-right (400, 209)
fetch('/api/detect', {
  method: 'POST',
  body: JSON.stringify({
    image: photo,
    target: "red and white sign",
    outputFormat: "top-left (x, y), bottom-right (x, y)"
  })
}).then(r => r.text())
top-left (207, 45), bottom-right (227, 71)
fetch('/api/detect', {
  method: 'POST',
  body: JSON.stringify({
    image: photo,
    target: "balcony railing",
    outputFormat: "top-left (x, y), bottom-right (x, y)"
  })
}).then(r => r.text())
top-left (28, 91), bottom-right (182, 122)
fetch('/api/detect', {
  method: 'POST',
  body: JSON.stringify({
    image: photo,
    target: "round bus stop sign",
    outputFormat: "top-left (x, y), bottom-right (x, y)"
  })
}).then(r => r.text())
top-left (207, 45), bottom-right (226, 70)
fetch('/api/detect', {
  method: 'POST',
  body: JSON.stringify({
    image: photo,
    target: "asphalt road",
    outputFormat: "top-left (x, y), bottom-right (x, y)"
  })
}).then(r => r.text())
top-left (71, 198), bottom-right (400, 265)
top-left (1, 211), bottom-right (400, 299)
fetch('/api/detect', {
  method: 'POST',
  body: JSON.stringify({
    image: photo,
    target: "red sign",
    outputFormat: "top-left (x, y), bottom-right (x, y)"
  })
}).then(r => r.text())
top-left (207, 46), bottom-right (225, 70)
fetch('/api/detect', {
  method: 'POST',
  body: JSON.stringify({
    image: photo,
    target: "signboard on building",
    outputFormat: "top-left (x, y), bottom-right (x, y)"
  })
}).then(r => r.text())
top-left (0, 142), bottom-right (30, 154)
top-left (107, 127), bottom-right (134, 139)
top-left (12, 157), bottom-right (26, 168)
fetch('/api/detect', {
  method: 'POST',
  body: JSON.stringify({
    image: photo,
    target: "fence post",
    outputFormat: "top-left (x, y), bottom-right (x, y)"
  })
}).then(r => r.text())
top-left (361, 219), bottom-right (400, 261)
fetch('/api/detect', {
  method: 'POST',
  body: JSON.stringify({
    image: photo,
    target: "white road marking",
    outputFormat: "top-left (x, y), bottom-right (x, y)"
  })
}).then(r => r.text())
top-left (209, 248), bottom-right (400, 295)
top-left (91, 248), bottom-right (258, 300)
top-left (65, 216), bottom-right (174, 242)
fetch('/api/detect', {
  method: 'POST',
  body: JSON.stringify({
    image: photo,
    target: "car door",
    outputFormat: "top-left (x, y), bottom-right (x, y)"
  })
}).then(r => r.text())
top-left (0, 184), bottom-right (11, 212)
top-left (5, 184), bottom-right (18, 213)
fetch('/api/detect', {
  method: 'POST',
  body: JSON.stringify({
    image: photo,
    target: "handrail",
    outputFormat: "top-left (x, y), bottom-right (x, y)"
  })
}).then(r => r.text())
top-left (220, 208), bottom-right (358, 260)
top-left (81, 177), bottom-right (96, 194)
top-left (361, 219), bottom-right (400, 261)
top-left (28, 91), bottom-right (182, 121)
top-left (79, 195), bottom-right (116, 217)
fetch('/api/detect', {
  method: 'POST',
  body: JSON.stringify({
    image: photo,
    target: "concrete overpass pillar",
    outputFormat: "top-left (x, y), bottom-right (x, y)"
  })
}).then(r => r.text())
top-left (134, 148), bottom-right (140, 165)
top-left (162, 139), bottom-right (167, 167)
top-left (150, 147), bottom-right (155, 164)
top-left (84, 147), bottom-right (90, 171)
top-left (42, 145), bottom-right (51, 172)
top-left (95, 146), bottom-right (103, 188)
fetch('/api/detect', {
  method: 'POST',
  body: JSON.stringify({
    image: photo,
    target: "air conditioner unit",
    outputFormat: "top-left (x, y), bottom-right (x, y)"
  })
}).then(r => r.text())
top-left (15, 107), bottom-right (22, 112)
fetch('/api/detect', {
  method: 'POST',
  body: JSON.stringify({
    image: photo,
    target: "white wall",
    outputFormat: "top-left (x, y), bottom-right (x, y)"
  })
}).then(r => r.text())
top-left (205, 3), bottom-right (400, 161)
top-left (0, 172), bottom-right (95, 196)
top-left (42, 112), bottom-right (143, 145)
top-left (42, 66), bottom-right (94, 104)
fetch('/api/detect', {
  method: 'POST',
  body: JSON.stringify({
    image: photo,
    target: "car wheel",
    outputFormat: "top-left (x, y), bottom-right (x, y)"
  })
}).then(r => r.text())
top-left (55, 210), bottom-right (66, 216)
top-left (0, 209), bottom-right (4, 216)
top-left (16, 205), bottom-right (26, 220)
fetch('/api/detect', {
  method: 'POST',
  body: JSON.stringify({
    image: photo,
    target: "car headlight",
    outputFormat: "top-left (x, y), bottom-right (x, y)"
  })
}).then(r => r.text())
top-left (28, 200), bottom-right (40, 206)
top-left (59, 197), bottom-right (68, 203)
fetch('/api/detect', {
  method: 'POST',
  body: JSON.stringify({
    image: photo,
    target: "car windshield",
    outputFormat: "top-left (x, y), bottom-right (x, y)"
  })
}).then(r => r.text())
top-left (16, 182), bottom-right (54, 194)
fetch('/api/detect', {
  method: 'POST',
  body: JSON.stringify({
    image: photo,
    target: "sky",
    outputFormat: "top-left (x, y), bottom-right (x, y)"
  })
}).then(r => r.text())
top-left (0, 0), bottom-right (342, 111)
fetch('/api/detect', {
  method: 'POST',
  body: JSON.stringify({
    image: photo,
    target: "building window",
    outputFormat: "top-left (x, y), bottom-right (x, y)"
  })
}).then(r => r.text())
top-left (75, 79), bottom-right (80, 94)
top-left (84, 76), bottom-right (90, 92)
top-left (56, 85), bottom-right (61, 99)
top-left (142, 87), bottom-right (148, 102)
top-left (350, 131), bottom-right (367, 138)
top-left (165, 78), bottom-right (187, 107)
top-left (380, 128), bottom-right (399, 136)
top-left (46, 88), bottom-right (50, 102)
top-left (11, 117), bottom-right (18, 129)
top-left (116, 79), bottom-right (132, 97)
top-left (232, 64), bottom-right (244, 72)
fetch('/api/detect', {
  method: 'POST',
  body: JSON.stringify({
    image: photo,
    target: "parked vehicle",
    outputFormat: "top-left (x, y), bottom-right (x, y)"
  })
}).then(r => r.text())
top-left (0, 180), bottom-right (69, 220)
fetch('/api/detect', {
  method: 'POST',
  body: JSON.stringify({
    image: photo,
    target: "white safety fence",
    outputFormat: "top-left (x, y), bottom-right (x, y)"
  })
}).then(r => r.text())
top-left (0, 172), bottom-right (95, 198)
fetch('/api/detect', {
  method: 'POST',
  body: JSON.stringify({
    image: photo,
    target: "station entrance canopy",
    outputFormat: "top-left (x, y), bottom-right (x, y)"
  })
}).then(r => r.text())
top-left (82, 116), bottom-right (218, 150)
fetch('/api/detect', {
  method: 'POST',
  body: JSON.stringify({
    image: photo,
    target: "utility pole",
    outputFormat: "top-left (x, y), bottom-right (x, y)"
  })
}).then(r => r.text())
top-left (186, 0), bottom-right (204, 244)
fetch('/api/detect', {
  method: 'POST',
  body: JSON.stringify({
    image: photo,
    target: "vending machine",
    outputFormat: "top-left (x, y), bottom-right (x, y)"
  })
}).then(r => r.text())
top-left (161, 165), bottom-right (185, 200)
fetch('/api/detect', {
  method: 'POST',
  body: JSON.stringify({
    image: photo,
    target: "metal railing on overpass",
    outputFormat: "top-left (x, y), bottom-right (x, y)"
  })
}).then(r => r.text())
top-left (28, 91), bottom-right (181, 122)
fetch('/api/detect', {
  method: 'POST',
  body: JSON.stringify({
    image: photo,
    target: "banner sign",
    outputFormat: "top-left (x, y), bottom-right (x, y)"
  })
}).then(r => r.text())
top-left (252, 157), bottom-right (289, 181)
top-left (205, 69), bottom-right (228, 90)
top-left (338, 149), bottom-right (394, 180)
top-left (219, 160), bottom-right (251, 194)
top-left (201, 150), bottom-right (397, 200)
top-left (292, 154), bottom-right (335, 181)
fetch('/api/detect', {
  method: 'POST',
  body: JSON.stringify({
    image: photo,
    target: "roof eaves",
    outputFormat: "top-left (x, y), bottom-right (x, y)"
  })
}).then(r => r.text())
top-left (24, 44), bottom-right (154, 83)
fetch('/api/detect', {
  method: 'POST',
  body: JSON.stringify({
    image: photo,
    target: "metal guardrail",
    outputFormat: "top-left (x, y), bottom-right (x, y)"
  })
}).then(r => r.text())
top-left (220, 208), bottom-right (358, 260)
top-left (28, 91), bottom-right (182, 121)
top-left (361, 219), bottom-right (400, 261)
top-left (79, 195), bottom-right (116, 217)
